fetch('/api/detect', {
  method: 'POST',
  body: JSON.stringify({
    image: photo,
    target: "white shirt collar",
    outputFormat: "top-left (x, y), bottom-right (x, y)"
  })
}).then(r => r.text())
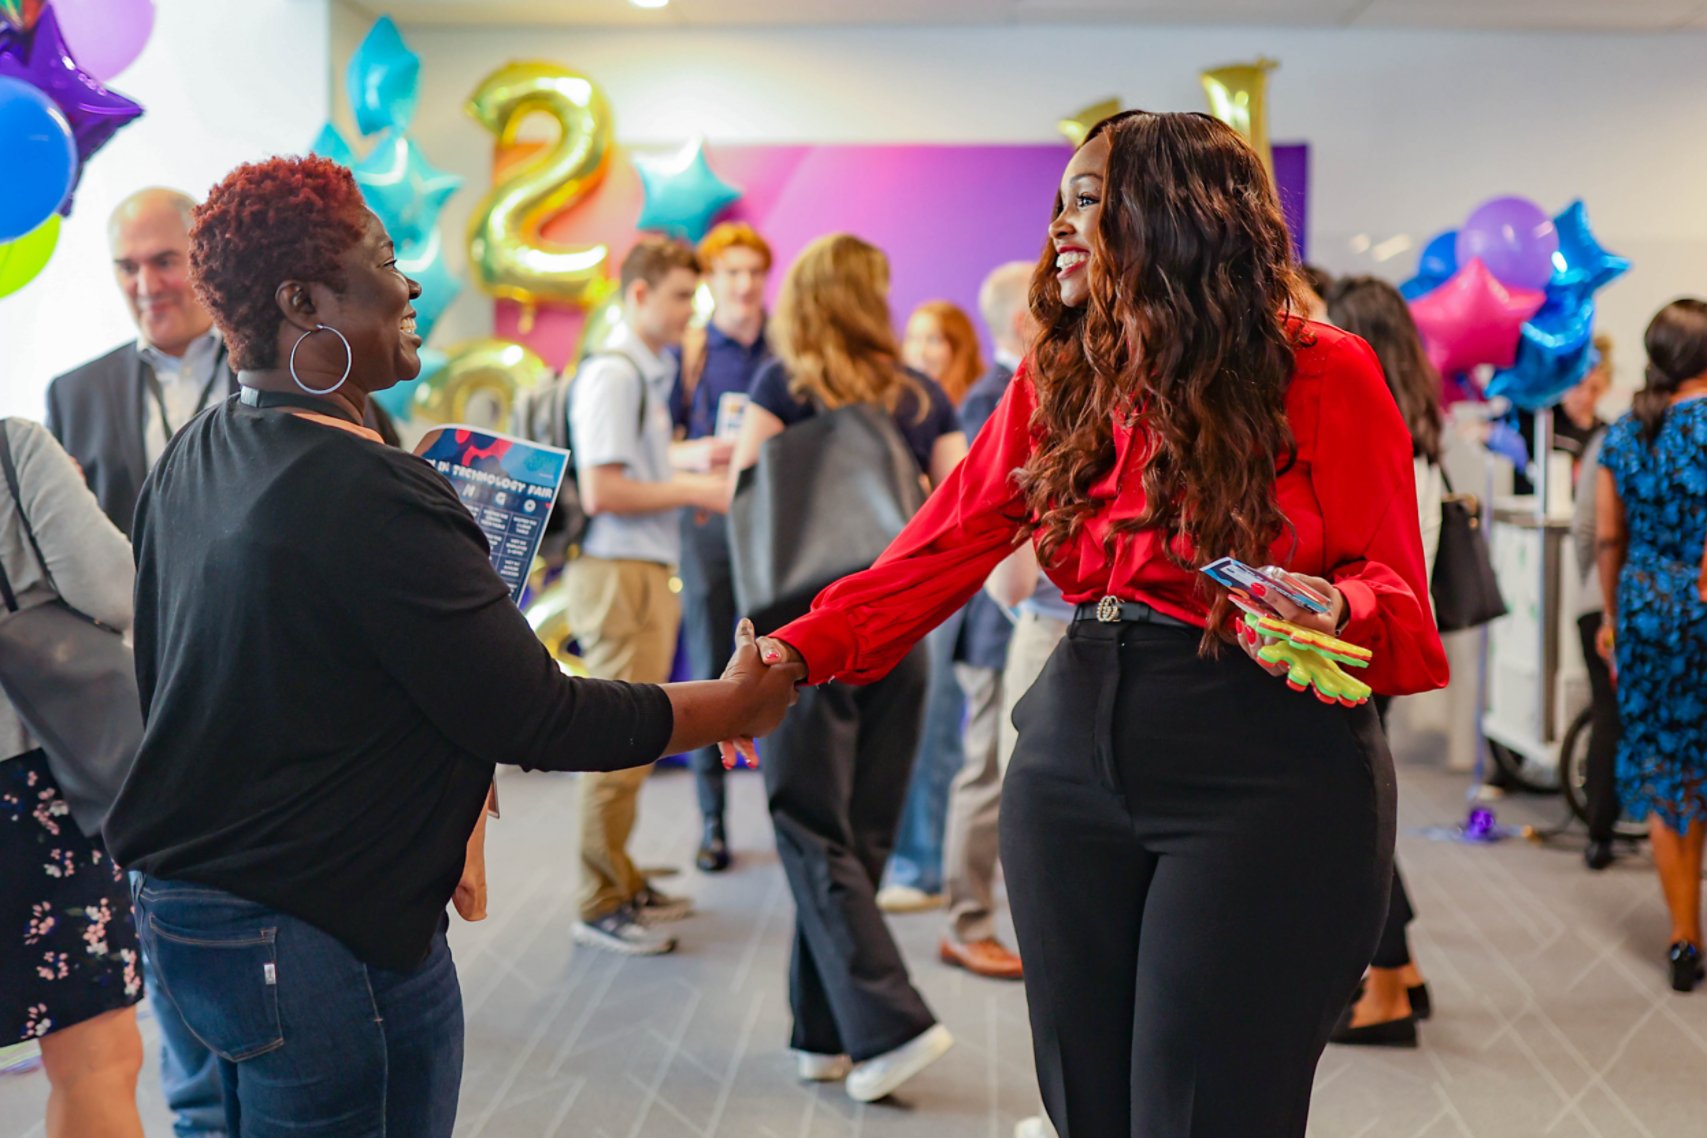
top-left (995, 348), bottom-right (1023, 372)
top-left (137, 327), bottom-right (223, 374)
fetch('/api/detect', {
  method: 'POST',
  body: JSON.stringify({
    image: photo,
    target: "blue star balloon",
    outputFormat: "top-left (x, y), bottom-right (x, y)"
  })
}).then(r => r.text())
top-left (0, 9), bottom-right (142, 215)
top-left (632, 140), bottom-right (742, 242)
top-left (352, 130), bottom-right (461, 250)
top-left (309, 122), bottom-right (355, 167)
top-left (1401, 228), bottom-right (1458, 300)
top-left (346, 16), bottom-right (420, 137)
top-left (1486, 286), bottom-right (1598, 411)
top-left (398, 229), bottom-right (460, 344)
top-left (1549, 200), bottom-right (1629, 306)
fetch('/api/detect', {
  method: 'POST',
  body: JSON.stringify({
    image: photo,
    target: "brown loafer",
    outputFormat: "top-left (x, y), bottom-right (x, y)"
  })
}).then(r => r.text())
top-left (939, 937), bottom-right (1024, 980)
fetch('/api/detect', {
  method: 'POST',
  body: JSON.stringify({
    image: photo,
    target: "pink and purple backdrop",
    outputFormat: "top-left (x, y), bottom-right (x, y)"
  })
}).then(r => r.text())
top-left (495, 142), bottom-right (1308, 368)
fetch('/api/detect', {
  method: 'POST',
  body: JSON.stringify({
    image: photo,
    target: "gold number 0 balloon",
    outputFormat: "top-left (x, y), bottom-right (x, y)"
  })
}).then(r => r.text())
top-left (1201, 58), bottom-right (1277, 180)
top-left (414, 337), bottom-right (554, 429)
top-left (465, 62), bottom-right (613, 310)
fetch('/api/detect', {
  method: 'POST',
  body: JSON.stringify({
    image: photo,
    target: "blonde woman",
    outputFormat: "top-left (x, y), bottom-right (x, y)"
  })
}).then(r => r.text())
top-left (731, 234), bottom-right (967, 1102)
top-left (902, 299), bottom-right (985, 407)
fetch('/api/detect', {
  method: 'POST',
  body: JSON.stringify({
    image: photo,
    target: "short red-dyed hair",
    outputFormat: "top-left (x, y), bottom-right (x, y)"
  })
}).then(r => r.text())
top-left (698, 222), bottom-right (772, 273)
top-left (189, 155), bottom-right (370, 370)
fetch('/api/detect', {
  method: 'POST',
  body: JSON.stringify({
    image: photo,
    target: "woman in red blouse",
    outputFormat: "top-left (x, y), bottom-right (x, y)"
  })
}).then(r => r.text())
top-left (737, 111), bottom-right (1448, 1136)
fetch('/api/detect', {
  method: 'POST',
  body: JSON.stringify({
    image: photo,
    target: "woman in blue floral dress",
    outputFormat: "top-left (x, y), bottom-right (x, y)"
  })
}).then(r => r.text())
top-left (1597, 298), bottom-right (1707, 992)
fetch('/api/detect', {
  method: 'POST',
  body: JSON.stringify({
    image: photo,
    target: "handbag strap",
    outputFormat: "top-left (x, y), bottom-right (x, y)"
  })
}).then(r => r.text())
top-left (0, 420), bottom-right (44, 613)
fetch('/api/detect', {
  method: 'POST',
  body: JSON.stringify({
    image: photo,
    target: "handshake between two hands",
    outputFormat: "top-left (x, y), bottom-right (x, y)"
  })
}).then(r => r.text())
top-left (715, 619), bottom-right (807, 770)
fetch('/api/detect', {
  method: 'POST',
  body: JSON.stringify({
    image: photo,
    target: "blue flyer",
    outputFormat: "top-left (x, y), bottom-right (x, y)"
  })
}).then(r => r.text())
top-left (414, 425), bottom-right (570, 602)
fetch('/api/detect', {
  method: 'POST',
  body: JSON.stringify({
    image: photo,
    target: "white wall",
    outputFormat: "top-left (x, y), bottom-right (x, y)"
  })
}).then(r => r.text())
top-left (0, 0), bottom-right (335, 420)
top-left (398, 22), bottom-right (1707, 396)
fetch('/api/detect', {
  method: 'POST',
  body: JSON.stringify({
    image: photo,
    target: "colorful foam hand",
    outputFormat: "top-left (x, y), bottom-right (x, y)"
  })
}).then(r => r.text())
top-left (1246, 613), bottom-right (1374, 707)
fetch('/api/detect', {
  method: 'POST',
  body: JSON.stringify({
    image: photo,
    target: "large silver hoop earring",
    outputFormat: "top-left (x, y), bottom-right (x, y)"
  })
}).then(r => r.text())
top-left (288, 324), bottom-right (353, 396)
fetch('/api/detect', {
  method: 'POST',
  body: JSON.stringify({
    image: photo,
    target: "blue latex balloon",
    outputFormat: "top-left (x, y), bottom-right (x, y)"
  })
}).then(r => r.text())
top-left (351, 130), bottom-right (461, 250)
top-left (398, 229), bottom-right (459, 344)
top-left (310, 122), bottom-right (354, 167)
top-left (633, 140), bottom-right (742, 242)
top-left (346, 16), bottom-right (420, 137)
top-left (1400, 228), bottom-right (1457, 300)
top-left (0, 75), bottom-right (76, 241)
top-left (373, 346), bottom-right (445, 422)
top-left (1550, 200), bottom-right (1630, 306)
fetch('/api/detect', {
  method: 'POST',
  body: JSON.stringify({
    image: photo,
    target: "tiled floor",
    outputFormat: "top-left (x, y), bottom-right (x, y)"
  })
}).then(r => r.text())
top-left (4, 729), bottom-right (1703, 1137)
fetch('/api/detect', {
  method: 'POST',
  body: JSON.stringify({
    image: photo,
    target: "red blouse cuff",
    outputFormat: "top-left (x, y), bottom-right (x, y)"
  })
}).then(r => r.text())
top-left (1334, 578), bottom-right (1380, 646)
top-left (772, 607), bottom-right (861, 686)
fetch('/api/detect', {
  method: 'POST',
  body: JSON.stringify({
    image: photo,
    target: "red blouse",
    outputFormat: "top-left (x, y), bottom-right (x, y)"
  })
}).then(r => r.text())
top-left (774, 320), bottom-right (1450, 698)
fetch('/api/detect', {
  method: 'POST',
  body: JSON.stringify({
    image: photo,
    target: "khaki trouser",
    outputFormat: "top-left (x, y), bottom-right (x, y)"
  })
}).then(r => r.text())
top-left (563, 557), bottom-right (681, 921)
top-left (942, 662), bottom-right (1005, 943)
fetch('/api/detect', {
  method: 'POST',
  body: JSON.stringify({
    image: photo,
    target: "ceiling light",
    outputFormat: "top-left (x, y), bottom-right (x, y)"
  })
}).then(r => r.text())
top-left (630, 0), bottom-right (669, 8)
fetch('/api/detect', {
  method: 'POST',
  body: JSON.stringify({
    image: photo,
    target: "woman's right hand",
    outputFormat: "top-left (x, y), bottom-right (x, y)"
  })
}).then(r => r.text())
top-left (1596, 616), bottom-right (1617, 664)
top-left (717, 621), bottom-right (805, 767)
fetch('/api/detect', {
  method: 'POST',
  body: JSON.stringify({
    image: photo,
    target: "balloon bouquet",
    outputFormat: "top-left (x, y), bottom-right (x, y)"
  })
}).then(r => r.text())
top-left (0, 0), bottom-right (151, 298)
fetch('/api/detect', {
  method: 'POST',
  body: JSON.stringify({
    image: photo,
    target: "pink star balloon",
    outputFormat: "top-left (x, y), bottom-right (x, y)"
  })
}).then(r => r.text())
top-left (1408, 258), bottom-right (1543, 377)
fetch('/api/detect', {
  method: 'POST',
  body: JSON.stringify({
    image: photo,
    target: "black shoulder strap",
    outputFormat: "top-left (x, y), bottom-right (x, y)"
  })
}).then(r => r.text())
top-left (0, 419), bottom-right (56, 611)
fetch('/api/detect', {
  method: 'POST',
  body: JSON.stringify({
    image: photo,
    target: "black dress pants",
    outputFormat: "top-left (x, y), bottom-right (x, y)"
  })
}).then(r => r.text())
top-left (1001, 621), bottom-right (1394, 1138)
top-left (763, 645), bottom-right (937, 1061)
top-left (1576, 612), bottom-right (1624, 842)
top-left (680, 510), bottom-right (738, 821)
top-left (1370, 696), bottom-right (1414, 970)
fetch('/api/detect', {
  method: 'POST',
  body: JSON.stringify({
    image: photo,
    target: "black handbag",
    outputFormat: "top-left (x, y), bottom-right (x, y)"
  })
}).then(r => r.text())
top-left (0, 422), bottom-right (144, 837)
top-left (729, 400), bottom-right (927, 633)
top-left (1431, 470), bottom-right (1507, 633)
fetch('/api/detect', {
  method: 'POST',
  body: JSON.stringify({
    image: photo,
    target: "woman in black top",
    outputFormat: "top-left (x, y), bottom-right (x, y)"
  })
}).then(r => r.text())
top-left (103, 156), bottom-right (799, 1137)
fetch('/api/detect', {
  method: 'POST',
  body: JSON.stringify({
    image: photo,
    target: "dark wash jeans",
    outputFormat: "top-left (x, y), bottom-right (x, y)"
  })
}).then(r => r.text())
top-left (132, 875), bottom-right (463, 1137)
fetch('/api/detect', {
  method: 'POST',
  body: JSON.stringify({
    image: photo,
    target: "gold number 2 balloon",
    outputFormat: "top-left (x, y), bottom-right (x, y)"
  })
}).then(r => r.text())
top-left (1201, 58), bottom-right (1277, 179)
top-left (465, 61), bottom-right (613, 310)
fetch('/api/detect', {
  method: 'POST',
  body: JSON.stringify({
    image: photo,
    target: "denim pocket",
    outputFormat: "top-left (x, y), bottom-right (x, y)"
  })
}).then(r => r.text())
top-left (144, 902), bottom-right (284, 1062)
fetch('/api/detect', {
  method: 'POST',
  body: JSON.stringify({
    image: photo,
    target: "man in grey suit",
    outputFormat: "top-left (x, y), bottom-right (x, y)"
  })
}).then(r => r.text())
top-left (45, 187), bottom-right (231, 1137)
top-left (46, 188), bottom-right (235, 538)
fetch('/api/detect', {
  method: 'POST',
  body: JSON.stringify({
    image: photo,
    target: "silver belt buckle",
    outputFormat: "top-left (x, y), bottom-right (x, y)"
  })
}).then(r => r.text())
top-left (1095, 595), bottom-right (1122, 623)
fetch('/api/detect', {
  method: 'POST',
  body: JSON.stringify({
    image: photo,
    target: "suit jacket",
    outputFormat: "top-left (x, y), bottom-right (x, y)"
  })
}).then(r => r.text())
top-left (45, 341), bottom-right (236, 537)
top-left (953, 361), bottom-right (1018, 672)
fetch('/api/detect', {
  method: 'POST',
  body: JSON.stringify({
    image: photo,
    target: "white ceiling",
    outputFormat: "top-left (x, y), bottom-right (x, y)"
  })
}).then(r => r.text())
top-left (371, 0), bottom-right (1707, 32)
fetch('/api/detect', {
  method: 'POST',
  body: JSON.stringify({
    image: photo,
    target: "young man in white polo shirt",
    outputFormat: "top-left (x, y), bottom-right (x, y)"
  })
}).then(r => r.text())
top-left (567, 237), bottom-right (728, 955)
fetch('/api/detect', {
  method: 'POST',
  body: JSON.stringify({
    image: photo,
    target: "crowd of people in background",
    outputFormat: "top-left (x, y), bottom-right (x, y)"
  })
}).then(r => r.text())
top-left (4, 106), bottom-right (1706, 1138)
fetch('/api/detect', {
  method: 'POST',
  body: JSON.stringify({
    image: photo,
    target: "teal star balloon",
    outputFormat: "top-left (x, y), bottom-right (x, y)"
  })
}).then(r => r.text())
top-left (346, 16), bottom-right (420, 137)
top-left (632, 139), bottom-right (742, 242)
top-left (352, 130), bottom-right (461, 249)
top-left (398, 228), bottom-right (460, 344)
top-left (309, 122), bottom-right (354, 167)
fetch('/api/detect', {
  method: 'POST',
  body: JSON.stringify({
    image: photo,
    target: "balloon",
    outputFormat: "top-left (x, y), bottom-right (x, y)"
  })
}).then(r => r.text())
top-left (1201, 58), bottom-right (1277, 177)
top-left (1409, 258), bottom-right (1544, 376)
top-left (351, 129), bottom-right (461, 250)
top-left (1456, 196), bottom-right (1558, 292)
top-left (522, 584), bottom-right (589, 678)
top-left (1550, 199), bottom-right (1629, 304)
top-left (398, 228), bottom-right (460, 344)
top-left (52, 0), bottom-right (154, 82)
top-left (309, 122), bottom-right (354, 167)
top-left (574, 286), bottom-right (624, 363)
top-left (465, 61), bottom-right (613, 310)
top-left (1400, 229), bottom-right (1459, 301)
top-left (372, 346), bottom-right (445, 422)
top-left (346, 16), bottom-right (420, 137)
top-left (0, 210), bottom-right (58, 297)
top-left (0, 0), bottom-right (43, 31)
top-left (0, 8), bottom-right (143, 216)
top-left (632, 139), bottom-right (742, 242)
top-left (1484, 291), bottom-right (1598, 411)
top-left (413, 338), bottom-right (553, 430)
top-left (1057, 97), bottom-right (1120, 148)
top-left (0, 76), bottom-right (75, 241)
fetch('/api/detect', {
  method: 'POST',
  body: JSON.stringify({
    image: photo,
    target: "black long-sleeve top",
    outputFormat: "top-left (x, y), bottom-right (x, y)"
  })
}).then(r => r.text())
top-left (105, 392), bottom-right (673, 970)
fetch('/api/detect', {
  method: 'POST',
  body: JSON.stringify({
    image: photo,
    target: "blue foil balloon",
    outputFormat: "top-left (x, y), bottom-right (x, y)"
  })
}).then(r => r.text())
top-left (632, 140), bottom-right (742, 242)
top-left (1400, 228), bottom-right (1458, 300)
top-left (346, 16), bottom-right (420, 137)
top-left (398, 229), bottom-right (459, 344)
top-left (1550, 200), bottom-right (1630, 306)
top-left (0, 74), bottom-right (75, 241)
top-left (1486, 287), bottom-right (1598, 411)
top-left (309, 122), bottom-right (354, 167)
top-left (352, 130), bottom-right (461, 250)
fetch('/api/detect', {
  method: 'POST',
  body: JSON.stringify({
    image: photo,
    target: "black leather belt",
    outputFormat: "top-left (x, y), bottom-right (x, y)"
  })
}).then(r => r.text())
top-left (1072, 597), bottom-right (1193, 628)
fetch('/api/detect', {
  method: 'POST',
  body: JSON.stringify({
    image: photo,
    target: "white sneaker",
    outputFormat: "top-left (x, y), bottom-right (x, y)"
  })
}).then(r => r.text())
top-left (793, 1050), bottom-right (852, 1081)
top-left (845, 1024), bottom-right (954, 1102)
top-left (1015, 1116), bottom-right (1057, 1138)
top-left (875, 884), bottom-right (944, 914)
top-left (572, 907), bottom-right (677, 955)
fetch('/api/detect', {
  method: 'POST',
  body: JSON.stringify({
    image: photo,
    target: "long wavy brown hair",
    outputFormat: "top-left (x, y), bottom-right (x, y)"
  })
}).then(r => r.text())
top-left (1016, 110), bottom-right (1304, 648)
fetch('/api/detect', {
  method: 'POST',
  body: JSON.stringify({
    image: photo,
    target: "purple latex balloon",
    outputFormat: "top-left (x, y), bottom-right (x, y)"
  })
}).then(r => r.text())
top-left (1456, 196), bottom-right (1558, 292)
top-left (0, 8), bottom-right (143, 215)
top-left (53, 0), bottom-right (155, 83)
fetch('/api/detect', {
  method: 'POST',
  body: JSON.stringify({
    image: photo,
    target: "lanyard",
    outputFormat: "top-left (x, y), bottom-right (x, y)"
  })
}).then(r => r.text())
top-left (141, 340), bottom-right (228, 440)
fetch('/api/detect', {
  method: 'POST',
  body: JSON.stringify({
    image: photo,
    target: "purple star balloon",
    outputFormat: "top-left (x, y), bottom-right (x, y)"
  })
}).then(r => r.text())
top-left (0, 8), bottom-right (143, 214)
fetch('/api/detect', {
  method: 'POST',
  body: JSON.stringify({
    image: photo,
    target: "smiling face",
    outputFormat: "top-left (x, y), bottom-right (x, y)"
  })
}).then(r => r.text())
top-left (706, 245), bottom-right (768, 330)
top-left (1050, 132), bottom-right (1109, 309)
top-left (901, 311), bottom-right (952, 381)
top-left (111, 194), bottom-right (214, 356)
top-left (309, 210), bottom-right (423, 389)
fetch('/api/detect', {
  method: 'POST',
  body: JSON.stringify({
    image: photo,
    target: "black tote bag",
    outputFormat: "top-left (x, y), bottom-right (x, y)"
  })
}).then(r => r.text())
top-left (729, 401), bottom-right (928, 633)
top-left (0, 423), bottom-right (144, 837)
top-left (1431, 471), bottom-right (1507, 633)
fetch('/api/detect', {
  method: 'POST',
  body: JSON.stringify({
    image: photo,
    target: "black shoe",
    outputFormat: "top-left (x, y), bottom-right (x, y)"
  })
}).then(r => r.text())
top-left (696, 817), bottom-right (731, 873)
top-left (1329, 1011), bottom-right (1419, 1048)
top-left (1669, 942), bottom-right (1705, 992)
top-left (1408, 983), bottom-right (1432, 1021)
top-left (1584, 840), bottom-right (1616, 871)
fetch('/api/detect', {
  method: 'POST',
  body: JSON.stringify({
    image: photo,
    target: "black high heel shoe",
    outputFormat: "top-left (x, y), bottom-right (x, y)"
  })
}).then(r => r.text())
top-left (1668, 942), bottom-right (1704, 993)
top-left (1407, 983), bottom-right (1432, 1021)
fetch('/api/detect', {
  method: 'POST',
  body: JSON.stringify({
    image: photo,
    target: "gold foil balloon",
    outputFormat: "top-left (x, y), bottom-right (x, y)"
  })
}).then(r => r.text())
top-left (573, 285), bottom-right (625, 364)
top-left (522, 576), bottom-right (588, 677)
top-left (465, 61), bottom-right (613, 310)
top-left (1057, 97), bottom-right (1121, 148)
top-left (413, 337), bottom-right (554, 429)
top-left (1201, 58), bottom-right (1277, 177)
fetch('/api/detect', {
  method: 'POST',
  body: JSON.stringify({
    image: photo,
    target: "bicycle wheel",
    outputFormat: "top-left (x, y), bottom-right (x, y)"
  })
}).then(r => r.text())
top-left (1487, 737), bottom-right (1560, 794)
top-left (1560, 708), bottom-right (1593, 825)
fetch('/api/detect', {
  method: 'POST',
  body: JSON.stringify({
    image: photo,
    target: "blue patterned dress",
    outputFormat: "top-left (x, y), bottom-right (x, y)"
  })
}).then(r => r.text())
top-left (1599, 398), bottom-right (1707, 832)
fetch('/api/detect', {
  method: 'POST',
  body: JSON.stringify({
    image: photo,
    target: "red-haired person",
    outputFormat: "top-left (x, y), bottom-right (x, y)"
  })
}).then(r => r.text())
top-left (737, 113), bottom-right (1447, 1137)
top-left (102, 156), bottom-right (800, 1136)
top-left (902, 299), bottom-right (984, 408)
